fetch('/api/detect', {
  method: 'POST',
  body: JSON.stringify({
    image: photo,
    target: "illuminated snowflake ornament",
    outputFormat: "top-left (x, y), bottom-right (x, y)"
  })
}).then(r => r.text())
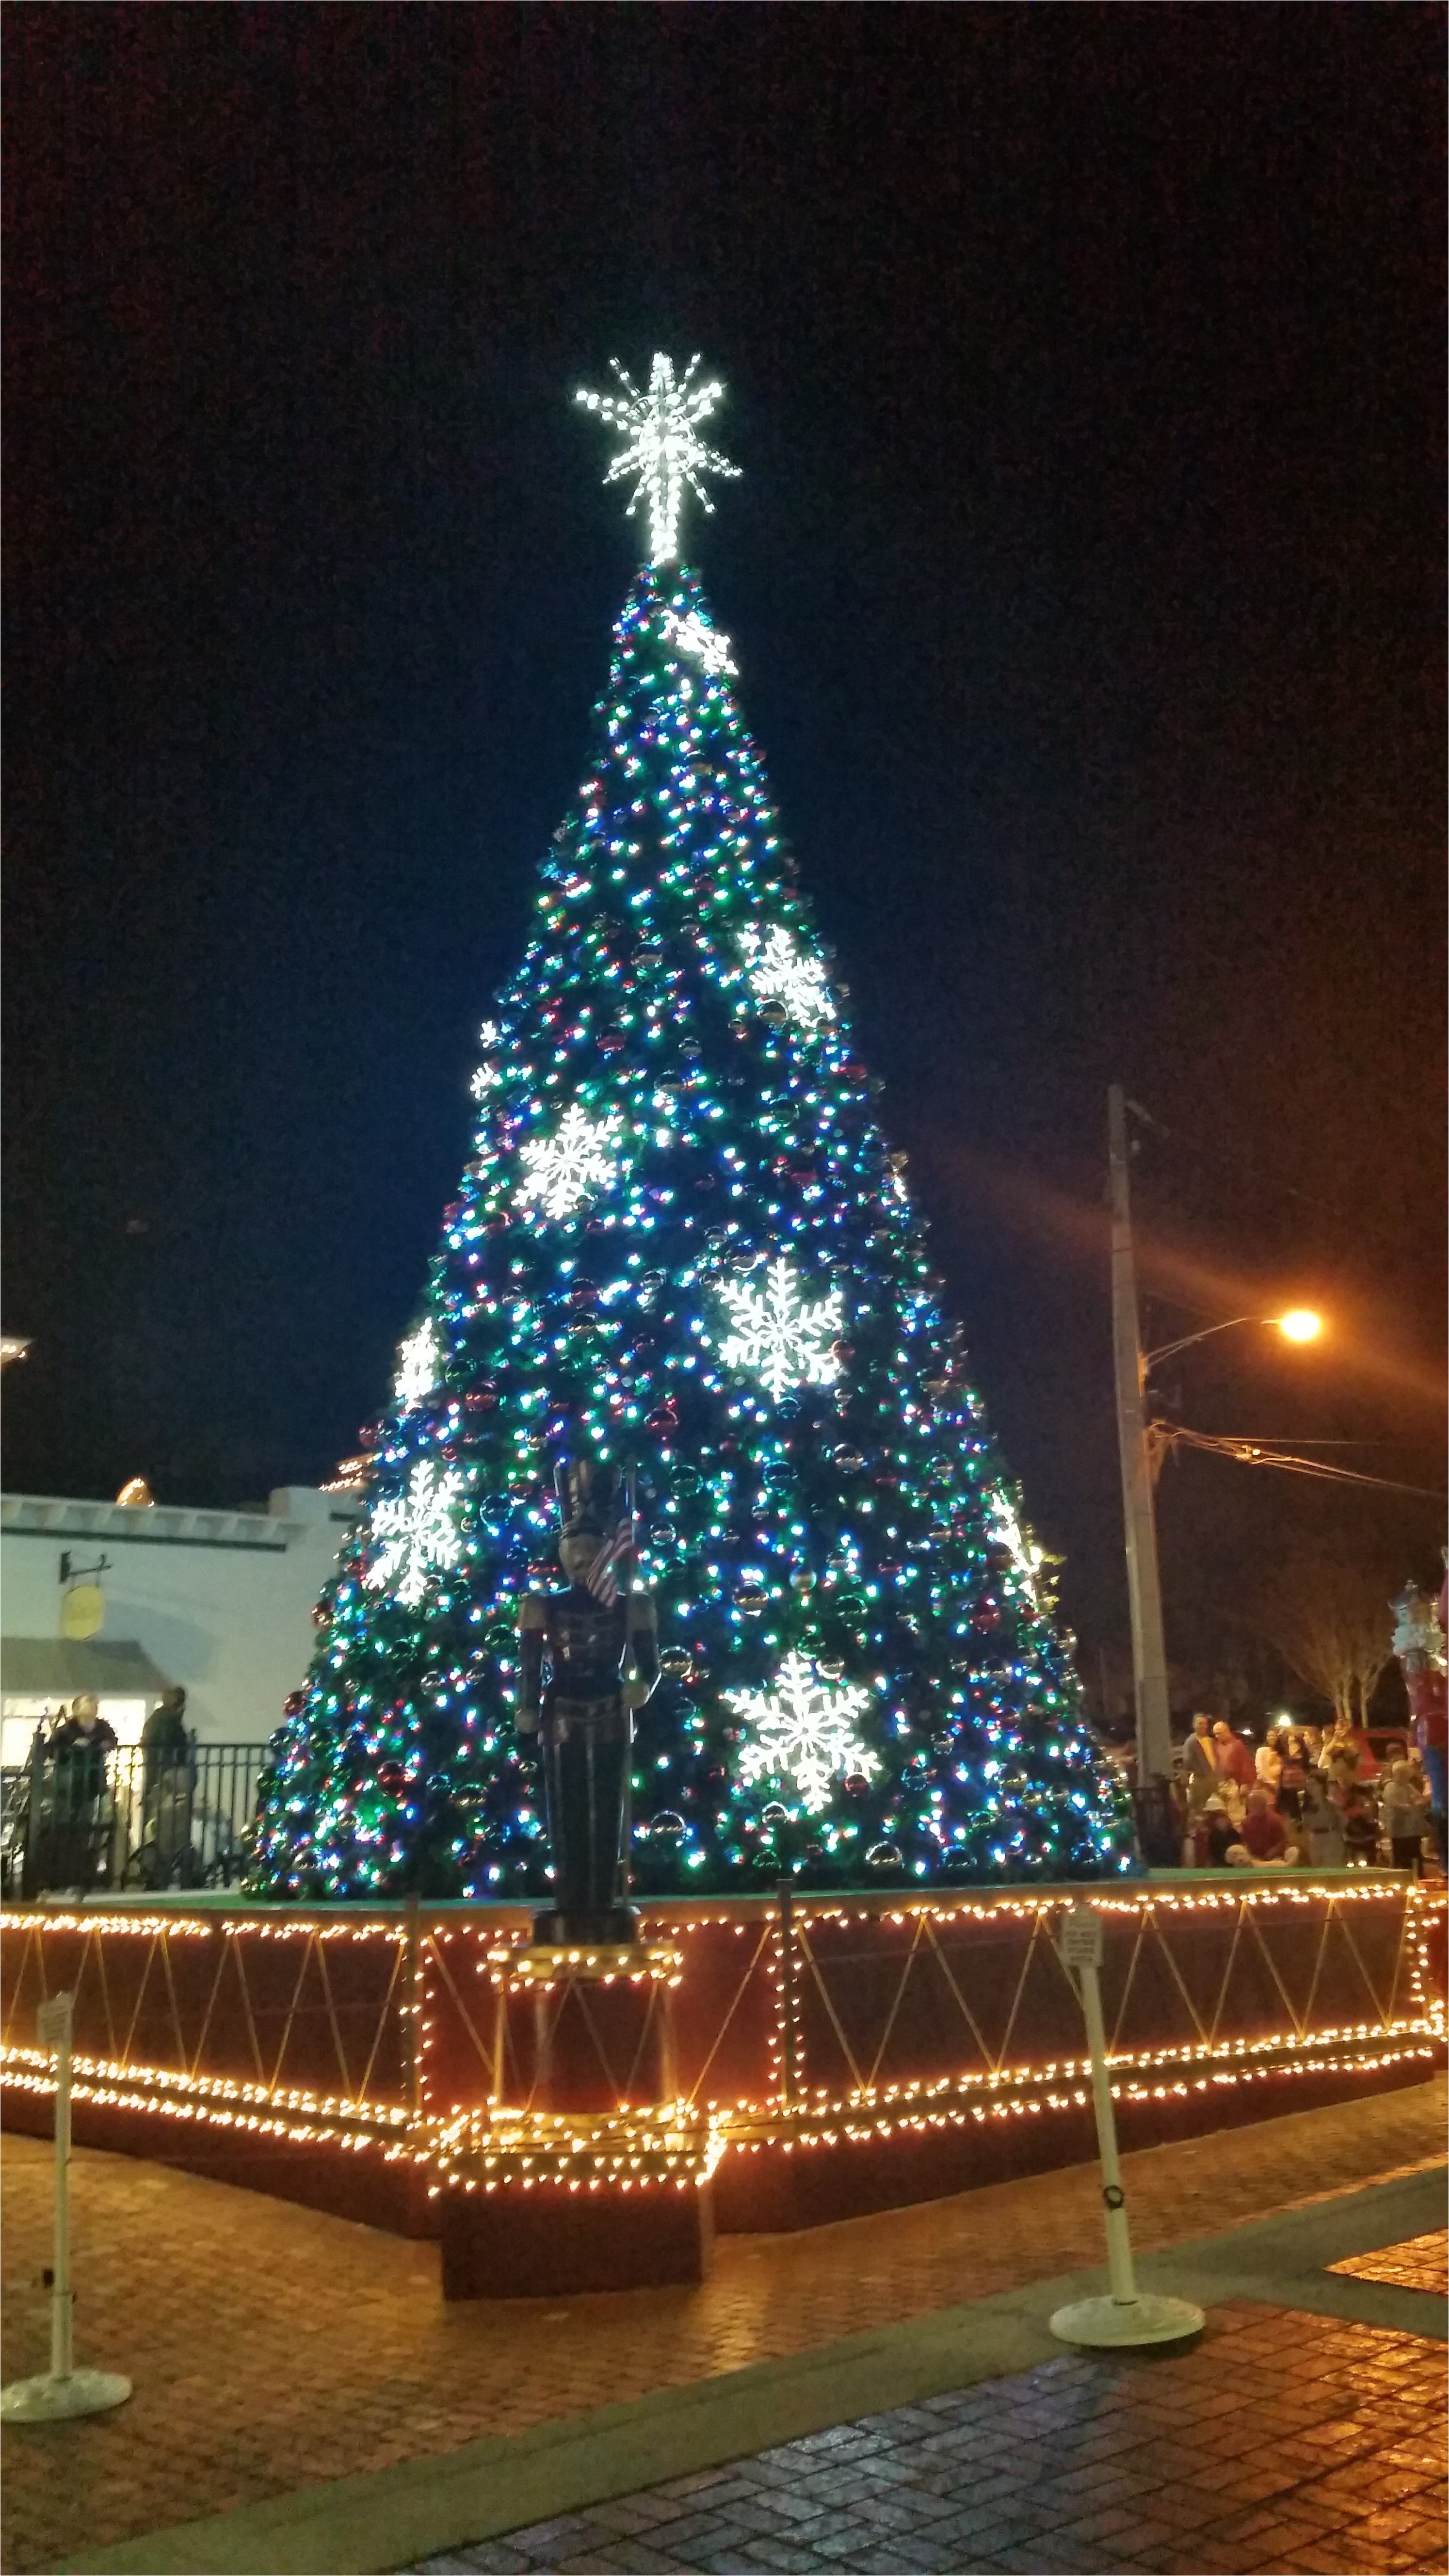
top-left (470, 1022), bottom-right (503, 1102)
top-left (742, 924), bottom-right (835, 1031)
top-left (715, 1257), bottom-right (842, 1402)
top-left (364, 1461), bottom-right (464, 1610)
top-left (988, 1488), bottom-right (1047, 1601)
top-left (729, 1652), bottom-right (878, 1813)
top-left (662, 607), bottom-right (737, 676)
top-left (393, 1318), bottom-right (440, 1412)
top-left (577, 353), bottom-right (741, 564)
top-left (518, 1101), bottom-right (623, 1220)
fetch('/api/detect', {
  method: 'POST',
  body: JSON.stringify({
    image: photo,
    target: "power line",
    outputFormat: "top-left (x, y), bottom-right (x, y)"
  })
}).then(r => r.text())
top-left (1206, 1436), bottom-right (1445, 1451)
top-left (1161, 1420), bottom-right (1447, 1503)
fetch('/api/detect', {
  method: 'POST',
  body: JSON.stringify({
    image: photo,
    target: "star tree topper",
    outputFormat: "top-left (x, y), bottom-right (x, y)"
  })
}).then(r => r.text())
top-left (716, 1256), bottom-right (843, 1403)
top-left (577, 353), bottom-right (741, 564)
top-left (730, 1652), bottom-right (878, 1813)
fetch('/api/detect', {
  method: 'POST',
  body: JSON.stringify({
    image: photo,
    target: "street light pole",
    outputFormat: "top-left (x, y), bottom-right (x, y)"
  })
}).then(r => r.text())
top-left (1107, 1086), bottom-right (1173, 1785)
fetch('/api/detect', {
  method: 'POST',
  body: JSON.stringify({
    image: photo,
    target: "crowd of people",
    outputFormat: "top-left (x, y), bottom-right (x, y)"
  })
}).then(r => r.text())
top-left (8, 1684), bottom-right (1446, 1894)
top-left (1172, 1711), bottom-right (1442, 1874)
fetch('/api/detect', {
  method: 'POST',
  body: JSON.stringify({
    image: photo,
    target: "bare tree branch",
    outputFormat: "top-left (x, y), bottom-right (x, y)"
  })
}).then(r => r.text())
top-left (1254, 1552), bottom-right (1396, 1727)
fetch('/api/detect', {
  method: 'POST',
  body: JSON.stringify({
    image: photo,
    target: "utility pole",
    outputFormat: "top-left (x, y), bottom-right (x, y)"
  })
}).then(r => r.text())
top-left (1107, 1086), bottom-right (1173, 1785)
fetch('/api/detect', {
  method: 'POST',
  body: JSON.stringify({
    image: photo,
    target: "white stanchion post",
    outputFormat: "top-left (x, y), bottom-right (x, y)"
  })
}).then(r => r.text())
top-left (50, 1988), bottom-right (75, 2382)
top-left (0, 1992), bottom-right (131, 2422)
top-left (1049, 1901), bottom-right (1205, 2351)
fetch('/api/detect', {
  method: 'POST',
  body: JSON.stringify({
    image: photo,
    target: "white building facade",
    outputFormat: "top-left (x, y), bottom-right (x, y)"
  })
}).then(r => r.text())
top-left (0, 1487), bottom-right (359, 1764)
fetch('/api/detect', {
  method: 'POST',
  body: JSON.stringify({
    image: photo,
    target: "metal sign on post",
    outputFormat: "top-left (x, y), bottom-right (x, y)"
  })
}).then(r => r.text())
top-left (0, 1992), bottom-right (131, 2423)
top-left (1058, 1903), bottom-right (1104, 1973)
top-left (35, 1995), bottom-right (71, 2048)
top-left (1048, 1903), bottom-right (1204, 2352)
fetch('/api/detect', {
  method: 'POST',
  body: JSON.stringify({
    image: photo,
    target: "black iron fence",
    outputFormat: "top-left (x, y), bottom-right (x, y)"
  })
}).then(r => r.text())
top-left (0, 1741), bottom-right (265, 1900)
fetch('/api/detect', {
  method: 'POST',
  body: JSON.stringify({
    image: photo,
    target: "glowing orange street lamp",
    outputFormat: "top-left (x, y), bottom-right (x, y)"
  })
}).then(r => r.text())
top-left (1275, 1308), bottom-right (1323, 1344)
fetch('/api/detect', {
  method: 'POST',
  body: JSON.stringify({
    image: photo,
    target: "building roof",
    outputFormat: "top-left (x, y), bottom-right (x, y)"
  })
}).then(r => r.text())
top-left (1, 1494), bottom-right (296, 1549)
top-left (0, 1489), bottom-right (361, 1550)
top-left (0, 1637), bottom-right (176, 1702)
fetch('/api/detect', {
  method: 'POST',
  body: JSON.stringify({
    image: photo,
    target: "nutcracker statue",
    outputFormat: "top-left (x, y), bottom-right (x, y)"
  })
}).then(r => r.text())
top-left (1391, 1563), bottom-right (1448, 1857)
top-left (517, 1458), bottom-right (660, 1945)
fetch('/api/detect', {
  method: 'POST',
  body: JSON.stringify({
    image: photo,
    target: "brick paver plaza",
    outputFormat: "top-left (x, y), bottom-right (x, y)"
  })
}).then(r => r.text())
top-left (2, 2078), bottom-right (1445, 2575)
top-left (418, 2299), bottom-right (1446, 2576)
top-left (1330, 2234), bottom-right (1449, 2300)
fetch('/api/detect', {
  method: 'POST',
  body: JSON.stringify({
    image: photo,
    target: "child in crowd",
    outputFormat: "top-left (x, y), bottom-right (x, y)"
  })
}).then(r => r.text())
top-left (1341, 1785), bottom-right (1382, 1867)
top-left (1380, 1761), bottom-right (1432, 1874)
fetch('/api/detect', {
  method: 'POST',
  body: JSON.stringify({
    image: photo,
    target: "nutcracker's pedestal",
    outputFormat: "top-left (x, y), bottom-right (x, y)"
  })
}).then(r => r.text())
top-left (438, 1943), bottom-right (716, 2299)
top-left (440, 2160), bottom-right (715, 2298)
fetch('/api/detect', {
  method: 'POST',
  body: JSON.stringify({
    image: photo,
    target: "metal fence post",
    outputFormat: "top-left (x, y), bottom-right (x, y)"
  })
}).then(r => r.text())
top-left (404, 1894), bottom-right (423, 2123)
top-left (776, 1877), bottom-right (796, 2111)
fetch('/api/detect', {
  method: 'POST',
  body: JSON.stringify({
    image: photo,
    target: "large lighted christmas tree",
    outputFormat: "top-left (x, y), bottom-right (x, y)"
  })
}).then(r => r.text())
top-left (250, 355), bottom-right (1132, 1899)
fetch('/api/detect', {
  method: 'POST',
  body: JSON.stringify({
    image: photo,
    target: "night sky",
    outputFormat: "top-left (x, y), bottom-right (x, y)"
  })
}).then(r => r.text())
top-left (5, 8), bottom-right (1444, 1702)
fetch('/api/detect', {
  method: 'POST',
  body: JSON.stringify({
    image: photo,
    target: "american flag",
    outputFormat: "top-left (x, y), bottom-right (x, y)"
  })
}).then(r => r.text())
top-left (585, 1512), bottom-right (635, 1607)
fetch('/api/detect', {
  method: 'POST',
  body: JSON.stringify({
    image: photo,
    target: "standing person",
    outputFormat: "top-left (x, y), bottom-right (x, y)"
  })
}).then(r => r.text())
top-left (140, 1686), bottom-right (189, 1789)
top-left (1180, 1713), bottom-right (1218, 1818)
top-left (1301, 1774), bottom-right (1347, 1868)
top-left (1380, 1762), bottom-right (1431, 1875)
top-left (139, 1688), bottom-right (195, 1888)
top-left (1341, 1719), bottom-right (1380, 1786)
top-left (46, 1694), bottom-right (118, 1891)
top-left (1321, 1716), bottom-right (1360, 1793)
top-left (1255, 1728), bottom-right (1286, 1799)
top-left (1211, 1719), bottom-right (1256, 1796)
top-left (1277, 1732), bottom-right (1311, 1821)
top-left (1302, 1723), bottom-right (1325, 1770)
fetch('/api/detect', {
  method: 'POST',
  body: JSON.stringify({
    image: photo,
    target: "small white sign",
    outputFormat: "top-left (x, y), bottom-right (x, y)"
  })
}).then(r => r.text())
top-left (1058, 1904), bottom-right (1104, 1973)
top-left (36, 1994), bottom-right (73, 2049)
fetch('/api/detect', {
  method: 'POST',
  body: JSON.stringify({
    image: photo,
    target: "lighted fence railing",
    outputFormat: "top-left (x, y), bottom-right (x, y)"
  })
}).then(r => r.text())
top-left (0, 1742), bottom-right (267, 1900)
top-left (0, 1882), bottom-right (1441, 2247)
